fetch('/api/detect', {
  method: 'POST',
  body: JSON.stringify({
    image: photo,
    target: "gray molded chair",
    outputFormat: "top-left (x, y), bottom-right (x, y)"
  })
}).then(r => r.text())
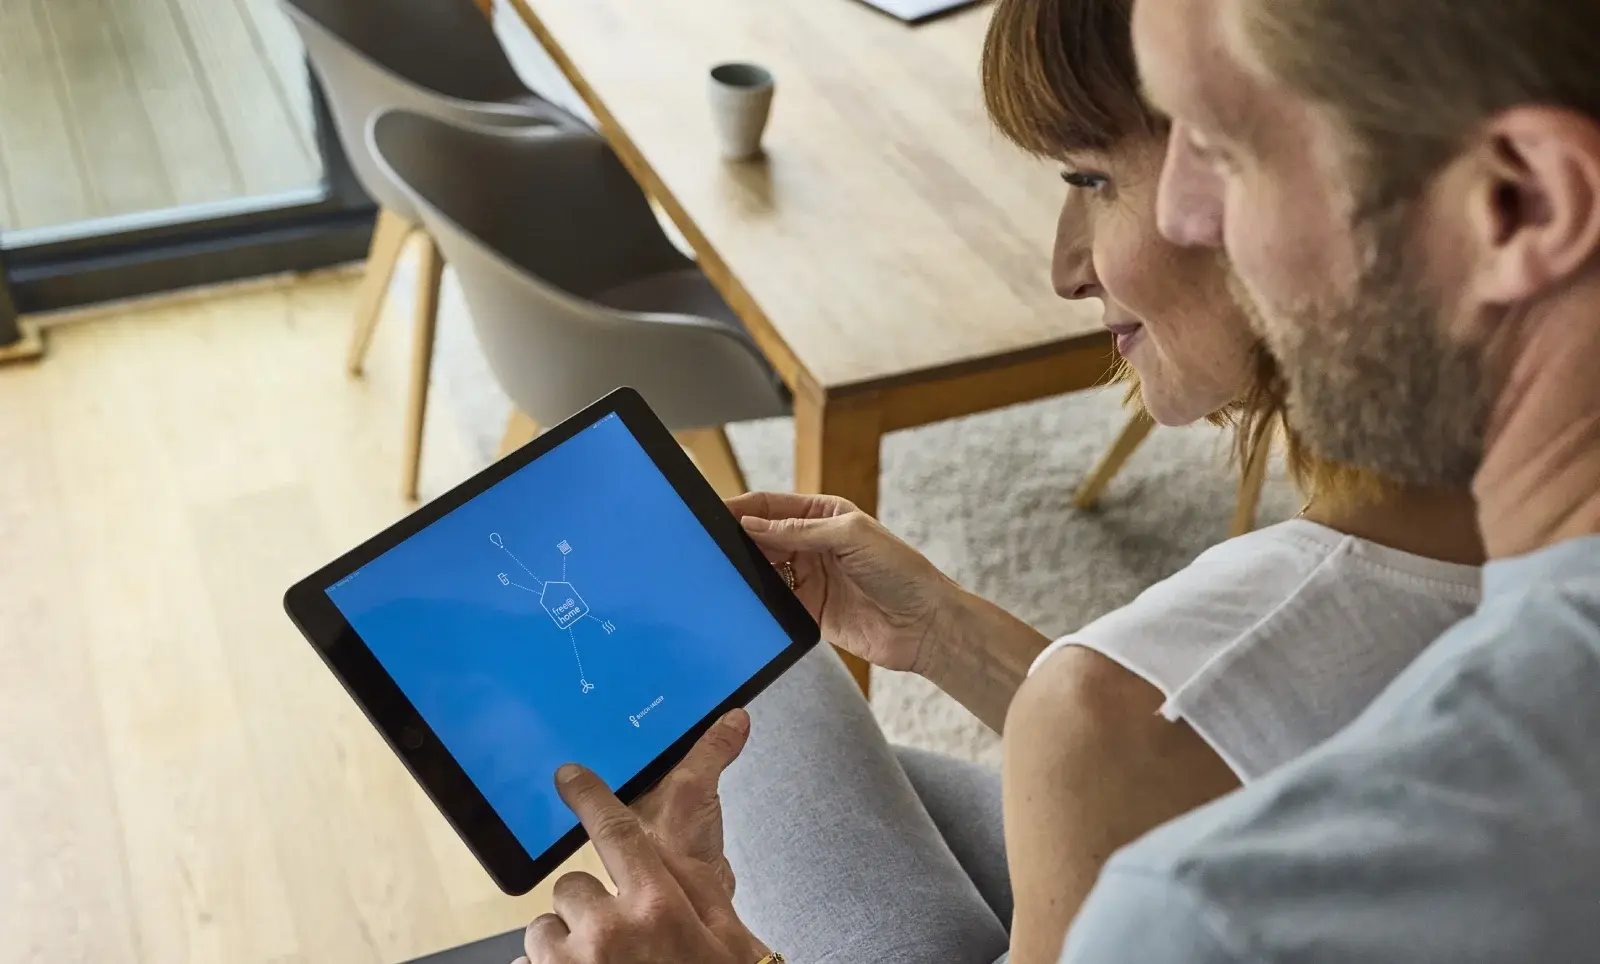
top-left (368, 109), bottom-right (787, 494)
top-left (278, 0), bottom-right (584, 498)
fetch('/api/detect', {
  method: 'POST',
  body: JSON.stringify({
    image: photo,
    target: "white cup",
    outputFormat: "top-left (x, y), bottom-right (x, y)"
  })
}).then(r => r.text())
top-left (708, 62), bottom-right (775, 161)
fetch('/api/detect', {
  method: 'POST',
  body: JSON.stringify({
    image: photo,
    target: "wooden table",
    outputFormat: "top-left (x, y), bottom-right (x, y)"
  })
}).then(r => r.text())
top-left (505, 0), bottom-right (1113, 690)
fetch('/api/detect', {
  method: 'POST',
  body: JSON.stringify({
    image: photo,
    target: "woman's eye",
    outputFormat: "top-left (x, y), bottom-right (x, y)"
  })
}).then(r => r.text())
top-left (1060, 171), bottom-right (1109, 191)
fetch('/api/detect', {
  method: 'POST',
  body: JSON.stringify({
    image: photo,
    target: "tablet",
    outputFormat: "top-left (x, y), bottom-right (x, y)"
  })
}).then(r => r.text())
top-left (283, 388), bottom-right (819, 895)
top-left (850, 0), bottom-right (985, 24)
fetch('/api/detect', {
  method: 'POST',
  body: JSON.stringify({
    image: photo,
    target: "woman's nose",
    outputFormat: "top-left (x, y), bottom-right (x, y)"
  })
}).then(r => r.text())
top-left (1053, 255), bottom-right (1103, 301)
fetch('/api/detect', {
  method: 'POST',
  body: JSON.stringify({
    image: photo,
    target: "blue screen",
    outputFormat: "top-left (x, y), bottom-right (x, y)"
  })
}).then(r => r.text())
top-left (326, 413), bottom-right (794, 860)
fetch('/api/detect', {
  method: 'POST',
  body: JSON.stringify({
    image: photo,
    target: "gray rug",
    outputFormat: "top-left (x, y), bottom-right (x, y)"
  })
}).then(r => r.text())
top-left (427, 269), bottom-right (1301, 766)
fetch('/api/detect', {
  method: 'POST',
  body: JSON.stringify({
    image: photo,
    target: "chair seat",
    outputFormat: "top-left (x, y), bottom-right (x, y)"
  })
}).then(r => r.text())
top-left (591, 266), bottom-right (735, 323)
top-left (594, 268), bottom-right (791, 407)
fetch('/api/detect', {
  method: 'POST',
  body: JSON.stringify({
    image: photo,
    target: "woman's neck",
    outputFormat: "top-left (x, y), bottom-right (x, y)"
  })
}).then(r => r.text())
top-left (1301, 487), bottom-right (1485, 567)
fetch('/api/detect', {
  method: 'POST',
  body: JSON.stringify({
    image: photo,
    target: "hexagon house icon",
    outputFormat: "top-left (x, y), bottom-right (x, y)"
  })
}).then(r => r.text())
top-left (540, 581), bottom-right (589, 630)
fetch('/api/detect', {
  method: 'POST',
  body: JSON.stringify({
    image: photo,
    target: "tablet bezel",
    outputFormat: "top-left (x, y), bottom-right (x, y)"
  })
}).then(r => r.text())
top-left (282, 387), bottom-right (820, 895)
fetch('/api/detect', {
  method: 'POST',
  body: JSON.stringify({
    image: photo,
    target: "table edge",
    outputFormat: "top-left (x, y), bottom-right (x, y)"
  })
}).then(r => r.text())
top-left (503, 0), bottom-right (1112, 411)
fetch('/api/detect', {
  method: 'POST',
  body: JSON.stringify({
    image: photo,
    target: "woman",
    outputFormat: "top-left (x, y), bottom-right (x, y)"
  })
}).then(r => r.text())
top-left (631, 1), bottom-right (1482, 962)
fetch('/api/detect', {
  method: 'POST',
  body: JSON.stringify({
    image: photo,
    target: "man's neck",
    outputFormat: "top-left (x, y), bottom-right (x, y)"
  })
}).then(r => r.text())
top-left (1474, 291), bottom-right (1600, 559)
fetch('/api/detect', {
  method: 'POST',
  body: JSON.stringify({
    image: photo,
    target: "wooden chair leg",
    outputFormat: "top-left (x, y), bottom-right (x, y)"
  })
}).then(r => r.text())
top-left (498, 409), bottom-right (541, 458)
top-left (400, 235), bottom-right (445, 501)
top-left (1074, 410), bottom-right (1155, 510)
top-left (347, 207), bottom-right (413, 375)
top-left (674, 426), bottom-right (749, 499)
top-left (1229, 428), bottom-right (1274, 538)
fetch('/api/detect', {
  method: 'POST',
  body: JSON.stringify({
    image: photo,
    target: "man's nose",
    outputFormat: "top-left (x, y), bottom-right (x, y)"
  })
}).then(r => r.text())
top-left (1157, 126), bottom-right (1225, 248)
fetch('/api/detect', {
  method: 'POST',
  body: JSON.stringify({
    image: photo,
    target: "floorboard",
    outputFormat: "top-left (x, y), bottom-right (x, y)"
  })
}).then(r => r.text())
top-left (0, 271), bottom-right (601, 964)
top-left (0, 340), bottom-right (143, 964)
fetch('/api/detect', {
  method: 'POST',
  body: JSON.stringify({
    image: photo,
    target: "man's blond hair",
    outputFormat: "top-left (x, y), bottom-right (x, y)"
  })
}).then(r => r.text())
top-left (1243, 2), bottom-right (1600, 218)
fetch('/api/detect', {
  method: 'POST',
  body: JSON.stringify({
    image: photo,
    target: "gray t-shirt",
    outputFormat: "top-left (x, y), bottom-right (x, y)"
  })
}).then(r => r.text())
top-left (1062, 535), bottom-right (1600, 964)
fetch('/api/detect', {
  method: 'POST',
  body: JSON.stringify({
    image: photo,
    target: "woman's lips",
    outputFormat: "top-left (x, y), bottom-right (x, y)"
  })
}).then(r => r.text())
top-left (1106, 322), bottom-right (1144, 355)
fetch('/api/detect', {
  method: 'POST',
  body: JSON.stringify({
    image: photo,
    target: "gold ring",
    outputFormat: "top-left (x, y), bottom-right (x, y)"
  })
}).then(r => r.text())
top-left (778, 561), bottom-right (796, 589)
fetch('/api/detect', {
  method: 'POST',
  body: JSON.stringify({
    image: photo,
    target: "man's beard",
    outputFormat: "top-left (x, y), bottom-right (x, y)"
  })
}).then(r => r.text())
top-left (1247, 204), bottom-right (1489, 487)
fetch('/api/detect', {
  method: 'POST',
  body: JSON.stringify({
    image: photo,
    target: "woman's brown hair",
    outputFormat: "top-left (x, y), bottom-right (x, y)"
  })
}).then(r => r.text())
top-left (979, 0), bottom-right (1383, 504)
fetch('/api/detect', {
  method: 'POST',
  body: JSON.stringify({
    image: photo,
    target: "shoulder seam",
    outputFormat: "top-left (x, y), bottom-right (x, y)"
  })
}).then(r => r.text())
top-left (1275, 530), bottom-right (1479, 599)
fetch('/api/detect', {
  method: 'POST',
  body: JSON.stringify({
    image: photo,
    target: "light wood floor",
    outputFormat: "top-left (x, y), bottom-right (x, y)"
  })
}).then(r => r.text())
top-left (0, 0), bottom-right (320, 232)
top-left (0, 269), bottom-right (601, 964)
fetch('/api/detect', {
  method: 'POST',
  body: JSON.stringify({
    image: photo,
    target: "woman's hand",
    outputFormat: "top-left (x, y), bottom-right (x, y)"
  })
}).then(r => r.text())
top-left (727, 492), bottom-right (963, 673)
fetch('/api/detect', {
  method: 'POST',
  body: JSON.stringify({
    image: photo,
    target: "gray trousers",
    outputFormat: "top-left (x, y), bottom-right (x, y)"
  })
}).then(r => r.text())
top-left (722, 646), bottom-right (1012, 963)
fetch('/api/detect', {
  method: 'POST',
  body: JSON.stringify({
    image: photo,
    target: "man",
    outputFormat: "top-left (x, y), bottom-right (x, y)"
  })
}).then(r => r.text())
top-left (1058, 0), bottom-right (1600, 959)
top-left (513, 0), bottom-right (1600, 957)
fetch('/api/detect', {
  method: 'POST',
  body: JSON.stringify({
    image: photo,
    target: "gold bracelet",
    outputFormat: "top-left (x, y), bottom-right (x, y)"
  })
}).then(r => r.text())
top-left (753, 954), bottom-right (786, 964)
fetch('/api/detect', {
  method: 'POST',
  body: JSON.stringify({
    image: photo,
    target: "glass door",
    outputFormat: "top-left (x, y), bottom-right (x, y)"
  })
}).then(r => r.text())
top-left (0, 0), bottom-right (374, 333)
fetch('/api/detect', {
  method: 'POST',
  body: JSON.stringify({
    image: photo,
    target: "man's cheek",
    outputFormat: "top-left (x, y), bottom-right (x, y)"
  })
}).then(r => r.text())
top-left (1222, 210), bottom-right (1282, 307)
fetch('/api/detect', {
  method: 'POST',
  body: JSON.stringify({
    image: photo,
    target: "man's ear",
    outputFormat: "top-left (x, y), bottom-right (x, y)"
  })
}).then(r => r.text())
top-left (1467, 106), bottom-right (1600, 306)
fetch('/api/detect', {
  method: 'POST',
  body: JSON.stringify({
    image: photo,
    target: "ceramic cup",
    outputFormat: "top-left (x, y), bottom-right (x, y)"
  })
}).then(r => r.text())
top-left (708, 62), bottom-right (775, 161)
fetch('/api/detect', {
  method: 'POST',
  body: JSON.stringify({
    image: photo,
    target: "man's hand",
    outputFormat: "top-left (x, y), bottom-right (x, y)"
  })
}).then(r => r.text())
top-left (632, 709), bottom-right (750, 895)
top-left (514, 764), bottom-right (770, 964)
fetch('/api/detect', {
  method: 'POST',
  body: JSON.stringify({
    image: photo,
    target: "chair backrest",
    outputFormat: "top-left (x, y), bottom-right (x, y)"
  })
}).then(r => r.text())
top-left (285, 0), bottom-right (527, 103)
top-left (278, 0), bottom-right (568, 217)
top-left (370, 109), bottom-right (785, 431)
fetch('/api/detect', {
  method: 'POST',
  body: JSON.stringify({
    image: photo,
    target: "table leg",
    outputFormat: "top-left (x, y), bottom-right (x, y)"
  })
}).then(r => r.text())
top-left (794, 389), bottom-right (883, 696)
top-left (675, 426), bottom-right (748, 499)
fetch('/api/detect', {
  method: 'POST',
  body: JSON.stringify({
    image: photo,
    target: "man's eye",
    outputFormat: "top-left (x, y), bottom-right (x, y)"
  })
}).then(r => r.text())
top-left (1186, 136), bottom-right (1234, 171)
top-left (1060, 171), bottom-right (1109, 191)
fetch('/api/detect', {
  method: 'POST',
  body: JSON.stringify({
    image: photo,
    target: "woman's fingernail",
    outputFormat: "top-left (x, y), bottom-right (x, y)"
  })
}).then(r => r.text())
top-left (741, 516), bottom-right (771, 533)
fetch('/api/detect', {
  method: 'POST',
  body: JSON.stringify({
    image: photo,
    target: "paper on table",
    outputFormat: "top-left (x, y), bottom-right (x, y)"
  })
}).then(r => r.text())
top-left (852, 0), bottom-right (985, 24)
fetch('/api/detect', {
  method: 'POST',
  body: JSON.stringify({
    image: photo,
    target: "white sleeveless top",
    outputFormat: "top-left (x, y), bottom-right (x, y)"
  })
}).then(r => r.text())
top-left (1029, 520), bottom-right (1481, 781)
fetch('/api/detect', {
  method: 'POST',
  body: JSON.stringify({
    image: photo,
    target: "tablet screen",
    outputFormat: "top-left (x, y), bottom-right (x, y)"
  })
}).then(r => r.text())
top-left (324, 413), bottom-right (792, 861)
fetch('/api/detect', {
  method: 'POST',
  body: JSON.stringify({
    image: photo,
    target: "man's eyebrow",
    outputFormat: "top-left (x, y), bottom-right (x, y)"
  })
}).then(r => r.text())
top-left (1148, 66), bottom-right (1265, 149)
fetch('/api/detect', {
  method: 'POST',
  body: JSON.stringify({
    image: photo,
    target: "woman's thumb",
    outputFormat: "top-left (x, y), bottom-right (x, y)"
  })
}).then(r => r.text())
top-left (740, 513), bottom-right (851, 551)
